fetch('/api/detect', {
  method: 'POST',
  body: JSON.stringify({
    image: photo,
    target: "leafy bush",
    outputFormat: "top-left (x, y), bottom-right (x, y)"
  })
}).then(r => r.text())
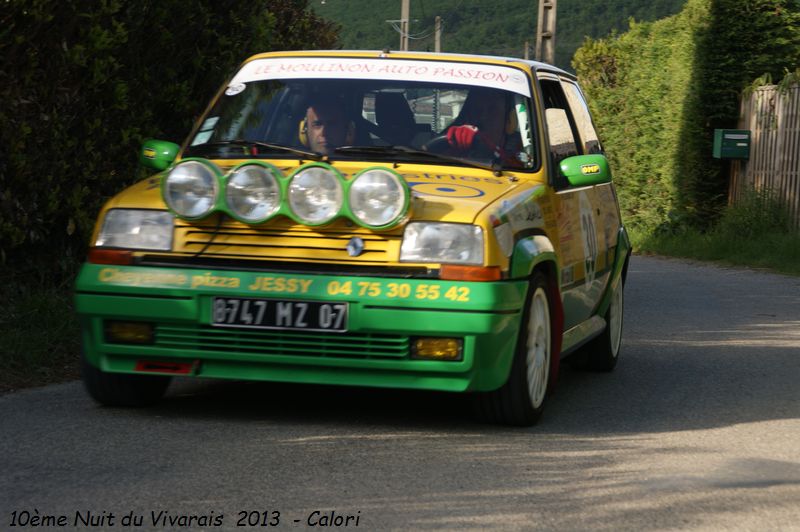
top-left (715, 188), bottom-right (792, 238)
top-left (633, 192), bottom-right (800, 277)
top-left (0, 0), bottom-right (338, 278)
top-left (574, 0), bottom-right (800, 233)
top-left (0, 271), bottom-right (79, 392)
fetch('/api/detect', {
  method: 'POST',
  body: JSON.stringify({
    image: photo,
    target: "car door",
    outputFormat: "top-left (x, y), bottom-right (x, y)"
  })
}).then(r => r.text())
top-left (560, 77), bottom-right (621, 275)
top-left (537, 74), bottom-right (611, 329)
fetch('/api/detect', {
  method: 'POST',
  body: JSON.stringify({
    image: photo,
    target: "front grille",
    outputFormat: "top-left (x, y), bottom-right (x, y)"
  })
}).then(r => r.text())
top-left (137, 255), bottom-right (435, 278)
top-left (155, 324), bottom-right (410, 360)
top-left (172, 218), bottom-right (402, 265)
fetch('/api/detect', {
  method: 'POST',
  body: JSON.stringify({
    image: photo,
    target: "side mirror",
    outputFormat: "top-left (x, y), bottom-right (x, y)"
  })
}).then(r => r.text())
top-left (559, 154), bottom-right (612, 187)
top-left (140, 139), bottom-right (180, 171)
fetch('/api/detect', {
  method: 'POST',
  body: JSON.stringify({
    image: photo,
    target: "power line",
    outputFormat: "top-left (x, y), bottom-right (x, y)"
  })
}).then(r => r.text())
top-left (387, 20), bottom-right (435, 40)
top-left (388, 0), bottom-right (445, 50)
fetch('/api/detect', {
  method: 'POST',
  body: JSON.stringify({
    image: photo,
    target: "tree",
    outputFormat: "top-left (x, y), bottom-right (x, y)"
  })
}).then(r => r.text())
top-left (574, 0), bottom-right (800, 231)
top-left (0, 0), bottom-right (338, 273)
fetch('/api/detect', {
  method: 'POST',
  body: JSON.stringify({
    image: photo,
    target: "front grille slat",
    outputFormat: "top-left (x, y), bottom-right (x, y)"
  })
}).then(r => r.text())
top-left (155, 325), bottom-right (410, 359)
top-left (137, 255), bottom-right (434, 278)
top-left (158, 330), bottom-right (407, 348)
top-left (173, 219), bottom-right (401, 264)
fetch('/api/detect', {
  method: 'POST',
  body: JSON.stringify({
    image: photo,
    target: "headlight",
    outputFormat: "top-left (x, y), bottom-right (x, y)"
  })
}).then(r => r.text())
top-left (400, 223), bottom-right (483, 264)
top-left (287, 166), bottom-right (343, 225)
top-left (95, 209), bottom-right (173, 251)
top-left (349, 169), bottom-right (408, 228)
top-left (225, 164), bottom-right (281, 222)
top-left (163, 160), bottom-right (218, 219)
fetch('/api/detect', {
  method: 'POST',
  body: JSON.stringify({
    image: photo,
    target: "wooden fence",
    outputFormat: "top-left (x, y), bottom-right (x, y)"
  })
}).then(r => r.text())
top-left (729, 84), bottom-right (800, 229)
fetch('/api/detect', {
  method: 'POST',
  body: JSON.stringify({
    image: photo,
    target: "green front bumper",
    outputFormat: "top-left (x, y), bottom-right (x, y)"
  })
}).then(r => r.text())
top-left (75, 264), bottom-right (528, 392)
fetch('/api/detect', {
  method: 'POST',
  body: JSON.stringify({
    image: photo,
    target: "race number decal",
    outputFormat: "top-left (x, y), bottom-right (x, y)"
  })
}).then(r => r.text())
top-left (579, 191), bottom-right (598, 289)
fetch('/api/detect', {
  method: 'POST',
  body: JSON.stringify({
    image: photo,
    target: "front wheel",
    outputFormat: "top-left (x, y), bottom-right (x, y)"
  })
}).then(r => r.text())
top-left (475, 272), bottom-right (553, 426)
top-left (81, 351), bottom-right (171, 407)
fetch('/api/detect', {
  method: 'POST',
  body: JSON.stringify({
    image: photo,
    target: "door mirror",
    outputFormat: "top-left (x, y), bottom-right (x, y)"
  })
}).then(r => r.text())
top-left (140, 139), bottom-right (180, 171)
top-left (559, 154), bottom-right (611, 187)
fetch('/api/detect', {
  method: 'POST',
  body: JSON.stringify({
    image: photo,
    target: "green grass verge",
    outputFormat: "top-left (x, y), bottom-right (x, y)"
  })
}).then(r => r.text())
top-left (630, 188), bottom-right (800, 277)
top-left (631, 227), bottom-right (800, 276)
top-left (0, 273), bottom-right (81, 394)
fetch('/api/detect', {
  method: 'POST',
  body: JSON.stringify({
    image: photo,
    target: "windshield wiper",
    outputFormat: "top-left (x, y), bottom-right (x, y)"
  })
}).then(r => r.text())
top-left (334, 145), bottom-right (502, 174)
top-left (188, 140), bottom-right (323, 160)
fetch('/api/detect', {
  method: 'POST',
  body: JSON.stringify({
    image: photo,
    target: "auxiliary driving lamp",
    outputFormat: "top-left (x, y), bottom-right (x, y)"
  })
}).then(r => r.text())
top-left (104, 321), bottom-right (154, 345)
top-left (411, 338), bottom-right (463, 361)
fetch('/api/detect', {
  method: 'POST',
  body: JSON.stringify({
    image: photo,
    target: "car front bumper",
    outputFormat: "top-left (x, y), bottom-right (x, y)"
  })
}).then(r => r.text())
top-left (75, 263), bottom-right (528, 392)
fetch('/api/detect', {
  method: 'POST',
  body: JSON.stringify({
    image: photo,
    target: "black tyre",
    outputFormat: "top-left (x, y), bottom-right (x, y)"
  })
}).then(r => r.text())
top-left (81, 351), bottom-right (171, 407)
top-left (475, 272), bottom-right (553, 426)
top-left (583, 278), bottom-right (624, 372)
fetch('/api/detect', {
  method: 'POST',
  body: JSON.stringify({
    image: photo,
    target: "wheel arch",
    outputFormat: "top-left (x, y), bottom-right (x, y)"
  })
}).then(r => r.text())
top-left (510, 234), bottom-right (564, 393)
top-left (595, 226), bottom-right (632, 318)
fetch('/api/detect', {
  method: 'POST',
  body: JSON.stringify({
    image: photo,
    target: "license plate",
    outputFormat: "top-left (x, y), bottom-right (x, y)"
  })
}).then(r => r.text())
top-left (211, 297), bottom-right (348, 332)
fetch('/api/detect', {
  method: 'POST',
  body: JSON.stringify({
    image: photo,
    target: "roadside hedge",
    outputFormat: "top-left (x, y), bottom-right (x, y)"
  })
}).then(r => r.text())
top-left (573, 0), bottom-right (800, 231)
top-left (0, 0), bottom-right (338, 276)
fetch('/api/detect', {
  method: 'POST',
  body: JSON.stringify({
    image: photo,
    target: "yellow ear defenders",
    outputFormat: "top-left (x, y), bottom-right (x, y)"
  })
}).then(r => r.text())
top-left (298, 116), bottom-right (356, 147)
top-left (299, 117), bottom-right (309, 147)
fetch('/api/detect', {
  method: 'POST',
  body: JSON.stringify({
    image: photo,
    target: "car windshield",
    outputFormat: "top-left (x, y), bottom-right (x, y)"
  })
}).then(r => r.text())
top-left (183, 57), bottom-right (537, 170)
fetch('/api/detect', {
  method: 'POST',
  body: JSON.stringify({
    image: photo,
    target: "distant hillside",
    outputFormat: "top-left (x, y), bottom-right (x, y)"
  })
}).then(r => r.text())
top-left (312, 0), bottom-right (687, 69)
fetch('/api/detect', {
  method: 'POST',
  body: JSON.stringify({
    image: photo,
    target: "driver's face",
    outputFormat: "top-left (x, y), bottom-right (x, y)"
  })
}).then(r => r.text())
top-left (306, 106), bottom-right (348, 155)
top-left (473, 95), bottom-right (506, 143)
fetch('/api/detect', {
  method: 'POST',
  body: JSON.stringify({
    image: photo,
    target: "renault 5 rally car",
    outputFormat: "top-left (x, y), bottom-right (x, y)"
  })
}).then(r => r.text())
top-left (75, 50), bottom-right (630, 426)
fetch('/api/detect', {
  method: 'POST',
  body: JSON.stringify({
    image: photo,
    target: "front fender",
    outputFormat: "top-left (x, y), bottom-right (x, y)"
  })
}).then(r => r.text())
top-left (510, 234), bottom-right (559, 280)
top-left (509, 233), bottom-right (563, 391)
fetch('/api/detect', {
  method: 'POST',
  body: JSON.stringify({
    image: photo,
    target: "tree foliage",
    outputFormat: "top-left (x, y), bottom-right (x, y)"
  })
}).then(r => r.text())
top-left (574, 0), bottom-right (800, 231)
top-left (0, 0), bottom-right (338, 273)
top-left (313, 0), bottom-right (685, 69)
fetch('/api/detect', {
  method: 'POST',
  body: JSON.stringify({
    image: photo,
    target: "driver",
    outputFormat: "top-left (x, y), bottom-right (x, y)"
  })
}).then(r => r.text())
top-left (301, 96), bottom-right (354, 156)
top-left (445, 88), bottom-right (520, 165)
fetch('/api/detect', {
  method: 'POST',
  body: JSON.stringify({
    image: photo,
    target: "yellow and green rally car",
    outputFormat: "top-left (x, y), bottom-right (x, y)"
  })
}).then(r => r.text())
top-left (76, 50), bottom-right (630, 426)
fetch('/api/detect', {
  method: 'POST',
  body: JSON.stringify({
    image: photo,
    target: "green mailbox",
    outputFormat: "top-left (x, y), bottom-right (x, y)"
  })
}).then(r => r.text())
top-left (713, 129), bottom-right (750, 160)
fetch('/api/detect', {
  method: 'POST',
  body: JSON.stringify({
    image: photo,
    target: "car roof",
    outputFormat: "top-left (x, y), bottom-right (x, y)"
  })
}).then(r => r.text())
top-left (245, 49), bottom-right (576, 81)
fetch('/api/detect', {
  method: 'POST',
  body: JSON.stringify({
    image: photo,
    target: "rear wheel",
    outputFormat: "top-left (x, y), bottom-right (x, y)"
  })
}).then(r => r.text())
top-left (583, 279), bottom-right (624, 371)
top-left (81, 351), bottom-right (171, 407)
top-left (475, 272), bottom-right (553, 426)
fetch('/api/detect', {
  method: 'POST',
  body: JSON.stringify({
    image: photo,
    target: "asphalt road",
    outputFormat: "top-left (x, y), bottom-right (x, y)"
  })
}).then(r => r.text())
top-left (2, 255), bottom-right (799, 531)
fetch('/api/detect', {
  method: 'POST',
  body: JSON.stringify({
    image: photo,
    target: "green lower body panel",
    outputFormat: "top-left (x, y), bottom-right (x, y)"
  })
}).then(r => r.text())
top-left (75, 264), bottom-right (529, 392)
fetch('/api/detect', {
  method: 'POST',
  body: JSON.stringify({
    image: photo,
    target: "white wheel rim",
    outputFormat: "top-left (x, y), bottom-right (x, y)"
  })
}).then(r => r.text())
top-left (526, 287), bottom-right (551, 409)
top-left (609, 282), bottom-right (623, 357)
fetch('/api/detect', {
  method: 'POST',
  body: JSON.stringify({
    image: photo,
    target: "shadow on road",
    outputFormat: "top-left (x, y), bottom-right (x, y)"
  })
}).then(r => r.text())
top-left (133, 255), bottom-right (800, 436)
top-left (156, 379), bottom-right (478, 430)
top-left (4, 259), bottom-right (800, 530)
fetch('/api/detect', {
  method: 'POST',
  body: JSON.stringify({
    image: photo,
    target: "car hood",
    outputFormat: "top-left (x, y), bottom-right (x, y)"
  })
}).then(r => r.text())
top-left (104, 160), bottom-right (537, 226)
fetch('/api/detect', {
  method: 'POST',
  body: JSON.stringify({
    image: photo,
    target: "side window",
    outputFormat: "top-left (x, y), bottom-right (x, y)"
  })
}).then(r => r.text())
top-left (194, 82), bottom-right (281, 145)
top-left (562, 81), bottom-right (603, 154)
top-left (544, 108), bottom-right (577, 162)
top-left (539, 79), bottom-right (579, 165)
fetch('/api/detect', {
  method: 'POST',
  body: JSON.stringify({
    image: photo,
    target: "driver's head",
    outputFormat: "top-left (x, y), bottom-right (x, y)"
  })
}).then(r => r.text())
top-left (304, 96), bottom-right (350, 155)
top-left (459, 89), bottom-right (508, 144)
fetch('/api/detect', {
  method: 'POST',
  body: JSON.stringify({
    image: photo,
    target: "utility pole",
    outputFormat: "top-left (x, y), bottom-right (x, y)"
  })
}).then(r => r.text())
top-left (400, 0), bottom-right (410, 51)
top-left (535, 0), bottom-right (556, 64)
top-left (434, 16), bottom-right (442, 52)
